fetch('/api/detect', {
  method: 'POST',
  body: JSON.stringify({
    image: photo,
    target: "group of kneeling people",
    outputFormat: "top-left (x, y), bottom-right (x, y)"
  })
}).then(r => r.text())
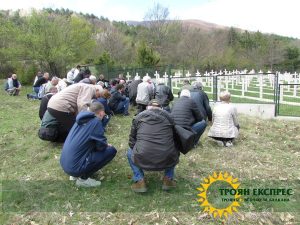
top-left (38, 79), bottom-right (239, 191)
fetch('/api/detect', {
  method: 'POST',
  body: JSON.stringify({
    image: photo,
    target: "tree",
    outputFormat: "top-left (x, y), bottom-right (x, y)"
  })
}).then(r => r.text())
top-left (143, 3), bottom-right (170, 51)
top-left (22, 11), bottom-right (96, 76)
top-left (136, 42), bottom-right (160, 67)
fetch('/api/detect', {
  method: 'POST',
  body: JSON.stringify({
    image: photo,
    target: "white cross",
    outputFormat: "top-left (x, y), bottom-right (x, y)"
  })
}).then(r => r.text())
top-left (195, 70), bottom-right (201, 76)
top-left (163, 72), bottom-right (168, 79)
top-left (186, 71), bottom-right (191, 77)
top-left (126, 72), bottom-right (131, 81)
top-left (154, 71), bottom-right (160, 79)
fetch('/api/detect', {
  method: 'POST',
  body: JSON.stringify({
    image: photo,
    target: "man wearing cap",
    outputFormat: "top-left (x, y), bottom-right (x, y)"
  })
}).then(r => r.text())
top-left (47, 83), bottom-right (103, 142)
top-left (127, 99), bottom-right (179, 192)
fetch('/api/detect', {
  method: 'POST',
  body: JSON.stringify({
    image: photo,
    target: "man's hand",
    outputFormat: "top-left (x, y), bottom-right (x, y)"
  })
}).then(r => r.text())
top-left (107, 143), bottom-right (112, 147)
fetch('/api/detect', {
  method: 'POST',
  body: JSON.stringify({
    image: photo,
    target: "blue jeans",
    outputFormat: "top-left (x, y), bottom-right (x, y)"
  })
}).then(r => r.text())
top-left (127, 148), bottom-right (175, 182)
top-left (192, 120), bottom-right (207, 144)
top-left (27, 87), bottom-right (40, 99)
top-left (114, 98), bottom-right (130, 115)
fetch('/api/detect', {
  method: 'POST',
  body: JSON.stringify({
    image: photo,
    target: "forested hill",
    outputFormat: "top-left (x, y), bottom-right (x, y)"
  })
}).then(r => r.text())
top-left (1, 7), bottom-right (300, 84)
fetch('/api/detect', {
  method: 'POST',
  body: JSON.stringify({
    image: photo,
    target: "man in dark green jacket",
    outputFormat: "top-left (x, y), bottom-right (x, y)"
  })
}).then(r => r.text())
top-left (127, 99), bottom-right (179, 193)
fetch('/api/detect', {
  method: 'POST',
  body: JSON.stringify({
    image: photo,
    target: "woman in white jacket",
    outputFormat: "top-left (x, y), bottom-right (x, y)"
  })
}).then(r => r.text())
top-left (208, 91), bottom-right (240, 147)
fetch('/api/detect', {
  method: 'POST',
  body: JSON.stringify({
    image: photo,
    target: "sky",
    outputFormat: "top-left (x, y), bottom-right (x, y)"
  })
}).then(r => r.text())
top-left (1, 0), bottom-right (300, 38)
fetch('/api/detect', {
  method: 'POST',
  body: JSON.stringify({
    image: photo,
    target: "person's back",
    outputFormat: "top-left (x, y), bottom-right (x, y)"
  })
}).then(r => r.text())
top-left (128, 79), bottom-right (142, 105)
top-left (136, 80), bottom-right (151, 105)
top-left (155, 83), bottom-right (174, 108)
top-left (171, 96), bottom-right (202, 129)
top-left (48, 83), bottom-right (100, 113)
top-left (60, 102), bottom-right (117, 187)
top-left (129, 108), bottom-right (178, 170)
top-left (208, 91), bottom-right (239, 147)
top-left (208, 103), bottom-right (239, 138)
top-left (190, 87), bottom-right (212, 121)
top-left (61, 111), bottom-right (106, 175)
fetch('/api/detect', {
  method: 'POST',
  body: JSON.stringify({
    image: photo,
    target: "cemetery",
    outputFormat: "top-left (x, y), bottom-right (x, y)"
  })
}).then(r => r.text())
top-left (1, 2), bottom-right (300, 224)
top-left (122, 68), bottom-right (300, 117)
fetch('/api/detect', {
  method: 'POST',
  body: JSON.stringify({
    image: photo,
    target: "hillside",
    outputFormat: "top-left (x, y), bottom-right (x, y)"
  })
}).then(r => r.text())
top-left (127, 19), bottom-right (229, 32)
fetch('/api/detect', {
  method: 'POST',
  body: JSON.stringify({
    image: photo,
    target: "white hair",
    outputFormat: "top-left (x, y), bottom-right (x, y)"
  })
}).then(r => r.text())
top-left (143, 75), bottom-right (151, 82)
top-left (94, 85), bottom-right (103, 93)
top-left (89, 75), bottom-right (97, 82)
top-left (180, 89), bottom-right (191, 98)
top-left (219, 91), bottom-right (231, 102)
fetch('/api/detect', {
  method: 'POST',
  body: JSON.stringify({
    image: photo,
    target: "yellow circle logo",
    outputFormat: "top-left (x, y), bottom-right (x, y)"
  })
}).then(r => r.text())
top-left (197, 171), bottom-right (242, 218)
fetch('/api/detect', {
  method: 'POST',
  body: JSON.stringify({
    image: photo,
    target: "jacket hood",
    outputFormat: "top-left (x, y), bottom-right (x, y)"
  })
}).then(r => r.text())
top-left (76, 111), bottom-right (96, 125)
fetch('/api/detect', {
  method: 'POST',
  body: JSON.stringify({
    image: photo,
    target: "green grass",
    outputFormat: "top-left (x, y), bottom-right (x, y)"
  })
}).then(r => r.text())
top-left (1, 84), bottom-right (300, 224)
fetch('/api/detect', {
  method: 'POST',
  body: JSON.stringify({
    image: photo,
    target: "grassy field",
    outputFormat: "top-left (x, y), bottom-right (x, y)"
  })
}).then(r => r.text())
top-left (0, 84), bottom-right (300, 224)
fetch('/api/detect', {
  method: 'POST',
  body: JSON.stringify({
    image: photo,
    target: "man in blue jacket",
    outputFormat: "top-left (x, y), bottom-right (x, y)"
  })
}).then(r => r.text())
top-left (60, 102), bottom-right (117, 187)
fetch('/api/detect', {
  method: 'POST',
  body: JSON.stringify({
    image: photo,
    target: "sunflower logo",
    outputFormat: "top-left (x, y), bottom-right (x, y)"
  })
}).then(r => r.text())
top-left (197, 171), bottom-right (242, 218)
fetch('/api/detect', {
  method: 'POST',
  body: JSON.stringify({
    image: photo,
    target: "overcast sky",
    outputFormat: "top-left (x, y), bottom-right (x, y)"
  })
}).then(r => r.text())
top-left (1, 0), bottom-right (299, 38)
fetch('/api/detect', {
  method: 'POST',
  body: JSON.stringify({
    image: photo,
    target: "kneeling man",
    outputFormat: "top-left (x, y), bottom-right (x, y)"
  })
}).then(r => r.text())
top-left (127, 99), bottom-right (179, 192)
top-left (60, 102), bottom-right (117, 187)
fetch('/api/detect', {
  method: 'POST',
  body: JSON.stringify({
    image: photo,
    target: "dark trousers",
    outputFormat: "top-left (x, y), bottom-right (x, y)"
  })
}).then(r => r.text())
top-left (211, 137), bottom-right (234, 143)
top-left (81, 146), bottom-right (117, 179)
top-left (48, 108), bottom-right (76, 142)
top-left (136, 103), bottom-right (147, 114)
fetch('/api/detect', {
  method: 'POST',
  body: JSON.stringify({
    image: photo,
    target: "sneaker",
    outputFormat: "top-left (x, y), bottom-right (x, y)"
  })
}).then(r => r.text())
top-left (162, 176), bottom-right (176, 191)
top-left (225, 141), bottom-right (233, 147)
top-left (69, 176), bottom-right (78, 181)
top-left (213, 140), bottom-right (224, 147)
top-left (26, 94), bottom-right (30, 99)
top-left (131, 179), bottom-right (147, 193)
top-left (75, 178), bottom-right (101, 187)
top-left (123, 112), bottom-right (130, 116)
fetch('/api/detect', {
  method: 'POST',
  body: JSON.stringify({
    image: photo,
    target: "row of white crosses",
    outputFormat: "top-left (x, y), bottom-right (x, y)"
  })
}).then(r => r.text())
top-left (124, 69), bottom-right (299, 102)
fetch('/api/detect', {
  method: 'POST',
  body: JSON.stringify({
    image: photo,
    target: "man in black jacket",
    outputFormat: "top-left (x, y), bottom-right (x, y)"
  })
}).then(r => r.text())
top-left (108, 84), bottom-right (130, 116)
top-left (39, 87), bottom-right (58, 120)
top-left (128, 76), bottom-right (142, 106)
top-left (171, 89), bottom-right (207, 146)
top-left (127, 99), bottom-right (179, 193)
top-left (155, 79), bottom-right (174, 112)
top-left (190, 82), bottom-right (212, 122)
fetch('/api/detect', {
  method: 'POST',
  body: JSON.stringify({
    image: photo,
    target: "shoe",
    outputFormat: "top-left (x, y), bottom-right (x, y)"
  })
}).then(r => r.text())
top-left (69, 176), bottom-right (78, 181)
top-left (225, 141), bottom-right (233, 147)
top-left (162, 176), bottom-right (176, 191)
top-left (26, 94), bottom-right (30, 99)
top-left (123, 112), bottom-right (130, 116)
top-left (75, 178), bottom-right (101, 187)
top-left (215, 140), bottom-right (225, 147)
top-left (131, 179), bottom-right (147, 193)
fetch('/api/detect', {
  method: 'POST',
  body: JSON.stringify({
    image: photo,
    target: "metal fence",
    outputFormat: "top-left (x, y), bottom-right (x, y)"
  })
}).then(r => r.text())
top-left (86, 64), bottom-right (300, 117)
top-left (276, 84), bottom-right (300, 117)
